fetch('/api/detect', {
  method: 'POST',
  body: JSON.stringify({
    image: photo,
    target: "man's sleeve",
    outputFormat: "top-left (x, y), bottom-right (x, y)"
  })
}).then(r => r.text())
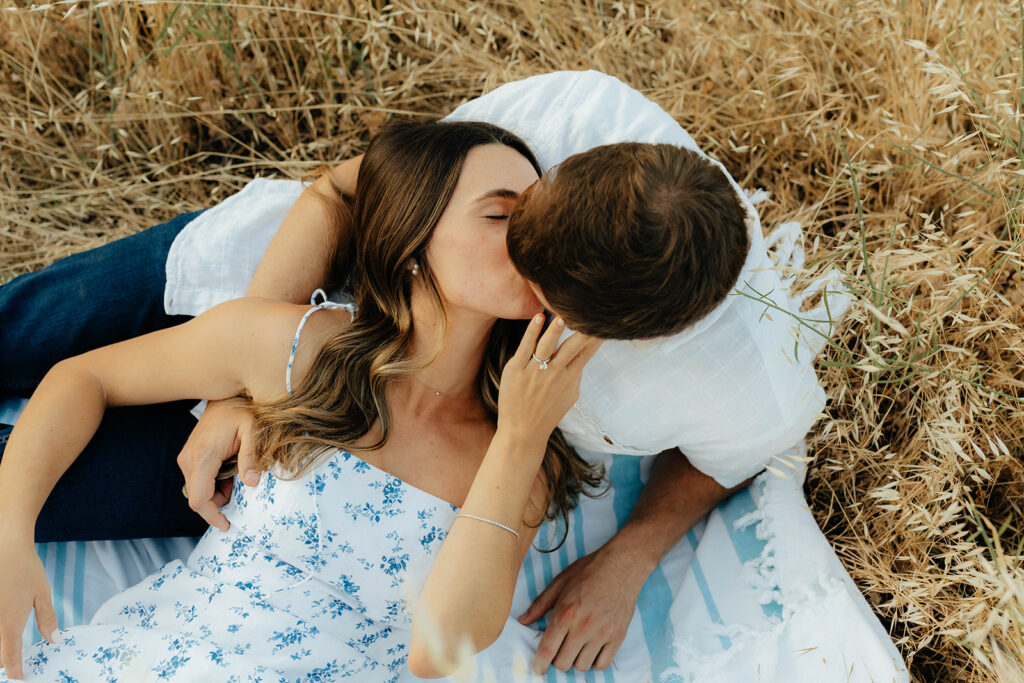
top-left (679, 323), bottom-right (829, 490)
top-left (682, 413), bottom-right (822, 490)
top-left (442, 70), bottom-right (703, 170)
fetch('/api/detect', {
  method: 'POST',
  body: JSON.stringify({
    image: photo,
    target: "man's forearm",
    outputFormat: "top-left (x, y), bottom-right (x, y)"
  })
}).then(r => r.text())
top-left (602, 449), bottom-right (758, 575)
top-left (246, 156), bottom-right (362, 302)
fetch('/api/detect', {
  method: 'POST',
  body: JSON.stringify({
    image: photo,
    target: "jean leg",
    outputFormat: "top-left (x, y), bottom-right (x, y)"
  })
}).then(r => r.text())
top-left (0, 401), bottom-right (208, 542)
top-left (0, 208), bottom-right (212, 541)
top-left (0, 209), bottom-right (206, 397)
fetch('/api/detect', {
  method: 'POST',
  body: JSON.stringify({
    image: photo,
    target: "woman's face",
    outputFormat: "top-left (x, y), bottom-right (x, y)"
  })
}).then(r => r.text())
top-left (423, 143), bottom-right (544, 320)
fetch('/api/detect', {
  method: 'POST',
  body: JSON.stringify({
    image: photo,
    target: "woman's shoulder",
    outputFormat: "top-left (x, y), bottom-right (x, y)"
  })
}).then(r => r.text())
top-left (206, 296), bottom-right (352, 402)
top-left (211, 296), bottom-right (351, 332)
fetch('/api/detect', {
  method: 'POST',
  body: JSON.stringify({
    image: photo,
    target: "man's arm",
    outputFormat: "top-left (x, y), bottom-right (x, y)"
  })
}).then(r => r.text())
top-left (605, 450), bottom-right (757, 578)
top-left (178, 156), bottom-right (364, 530)
top-left (522, 448), bottom-right (758, 674)
top-left (246, 155), bottom-right (362, 301)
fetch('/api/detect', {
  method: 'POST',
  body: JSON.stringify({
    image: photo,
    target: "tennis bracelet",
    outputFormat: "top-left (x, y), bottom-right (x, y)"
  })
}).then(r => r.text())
top-left (454, 513), bottom-right (520, 539)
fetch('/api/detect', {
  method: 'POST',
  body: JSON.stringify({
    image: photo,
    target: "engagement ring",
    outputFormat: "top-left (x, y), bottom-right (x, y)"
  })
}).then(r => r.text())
top-left (531, 353), bottom-right (551, 370)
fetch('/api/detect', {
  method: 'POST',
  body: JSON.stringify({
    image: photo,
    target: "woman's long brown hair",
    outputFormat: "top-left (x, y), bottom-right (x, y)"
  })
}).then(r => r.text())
top-left (251, 119), bottom-right (604, 548)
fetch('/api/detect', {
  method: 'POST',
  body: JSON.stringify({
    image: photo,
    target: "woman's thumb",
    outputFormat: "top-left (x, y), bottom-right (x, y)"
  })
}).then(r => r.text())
top-left (34, 594), bottom-right (60, 644)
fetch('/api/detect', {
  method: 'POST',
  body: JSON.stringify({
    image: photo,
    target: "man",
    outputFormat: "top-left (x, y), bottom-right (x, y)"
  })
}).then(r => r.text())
top-left (0, 71), bottom-right (837, 675)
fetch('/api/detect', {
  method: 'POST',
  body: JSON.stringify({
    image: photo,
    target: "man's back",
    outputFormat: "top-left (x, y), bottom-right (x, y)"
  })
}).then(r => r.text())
top-left (561, 261), bottom-right (827, 488)
top-left (446, 70), bottom-right (843, 486)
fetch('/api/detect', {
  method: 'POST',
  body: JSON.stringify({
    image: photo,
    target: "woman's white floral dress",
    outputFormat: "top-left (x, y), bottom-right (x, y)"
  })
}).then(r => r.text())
top-left (8, 450), bottom-right (459, 682)
top-left (2, 295), bottom-right (462, 682)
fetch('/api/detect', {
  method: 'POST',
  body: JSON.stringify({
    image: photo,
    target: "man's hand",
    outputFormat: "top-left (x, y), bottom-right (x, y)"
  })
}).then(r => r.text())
top-left (176, 396), bottom-right (259, 531)
top-left (520, 449), bottom-right (757, 674)
top-left (518, 544), bottom-right (649, 673)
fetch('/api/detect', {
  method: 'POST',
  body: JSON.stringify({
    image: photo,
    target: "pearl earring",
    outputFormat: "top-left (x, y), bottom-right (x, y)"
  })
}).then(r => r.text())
top-left (411, 262), bottom-right (420, 276)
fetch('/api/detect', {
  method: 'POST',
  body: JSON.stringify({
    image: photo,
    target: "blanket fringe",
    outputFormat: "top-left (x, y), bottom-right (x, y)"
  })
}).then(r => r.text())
top-left (662, 460), bottom-right (856, 681)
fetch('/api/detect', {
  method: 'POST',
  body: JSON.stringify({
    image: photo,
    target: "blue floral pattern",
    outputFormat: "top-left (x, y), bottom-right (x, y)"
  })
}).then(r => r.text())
top-left (5, 450), bottom-right (459, 682)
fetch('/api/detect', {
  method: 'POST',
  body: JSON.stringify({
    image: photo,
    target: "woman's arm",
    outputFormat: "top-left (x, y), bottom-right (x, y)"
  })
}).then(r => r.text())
top-left (0, 297), bottom-right (308, 535)
top-left (409, 429), bottom-right (547, 677)
top-left (0, 297), bottom-right (310, 679)
top-left (409, 318), bottom-right (602, 678)
top-left (246, 156), bottom-right (362, 301)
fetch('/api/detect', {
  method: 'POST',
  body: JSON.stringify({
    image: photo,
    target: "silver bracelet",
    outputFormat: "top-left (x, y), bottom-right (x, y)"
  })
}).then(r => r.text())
top-left (454, 513), bottom-right (520, 539)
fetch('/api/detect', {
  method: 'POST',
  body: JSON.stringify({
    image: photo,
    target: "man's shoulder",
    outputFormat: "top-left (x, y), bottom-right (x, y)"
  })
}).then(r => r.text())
top-left (445, 70), bottom-right (617, 117)
top-left (581, 298), bottom-right (809, 401)
top-left (443, 70), bottom-right (702, 171)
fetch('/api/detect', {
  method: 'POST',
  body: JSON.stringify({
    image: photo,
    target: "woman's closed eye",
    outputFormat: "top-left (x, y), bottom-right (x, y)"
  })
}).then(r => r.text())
top-left (485, 214), bottom-right (509, 221)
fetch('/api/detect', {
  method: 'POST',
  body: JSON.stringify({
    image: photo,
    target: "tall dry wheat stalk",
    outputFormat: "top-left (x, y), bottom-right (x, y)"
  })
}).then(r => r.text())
top-left (2, 1), bottom-right (1023, 680)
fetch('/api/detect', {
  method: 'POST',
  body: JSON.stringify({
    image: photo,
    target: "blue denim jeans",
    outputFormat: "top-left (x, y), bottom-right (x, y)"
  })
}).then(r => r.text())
top-left (0, 210), bottom-right (210, 541)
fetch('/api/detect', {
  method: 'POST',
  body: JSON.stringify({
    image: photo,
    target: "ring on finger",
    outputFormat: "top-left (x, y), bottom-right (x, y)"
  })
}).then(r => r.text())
top-left (531, 353), bottom-right (552, 370)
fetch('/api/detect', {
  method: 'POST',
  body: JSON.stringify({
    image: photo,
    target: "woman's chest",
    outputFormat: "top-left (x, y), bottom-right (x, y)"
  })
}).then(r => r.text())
top-left (351, 417), bottom-right (494, 508)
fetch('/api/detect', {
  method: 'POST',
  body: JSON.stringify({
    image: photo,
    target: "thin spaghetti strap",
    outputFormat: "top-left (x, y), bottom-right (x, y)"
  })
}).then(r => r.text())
top-left (285, 289), bottom-right (356, 397)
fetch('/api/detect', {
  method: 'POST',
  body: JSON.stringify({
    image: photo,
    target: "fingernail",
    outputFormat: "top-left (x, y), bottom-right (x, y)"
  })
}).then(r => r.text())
top-left (533, 314), bottom-right (543, 325)
top-left (554, 317), bottom-right (564, 327)
top-left (244, 469), bottom-right (259, 486)
top-left (517, 613), bottom-right (528, 623)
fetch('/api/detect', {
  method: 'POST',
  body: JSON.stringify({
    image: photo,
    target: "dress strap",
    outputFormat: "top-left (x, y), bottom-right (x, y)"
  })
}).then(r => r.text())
top-left (286, 289), bottom-right (355, 397)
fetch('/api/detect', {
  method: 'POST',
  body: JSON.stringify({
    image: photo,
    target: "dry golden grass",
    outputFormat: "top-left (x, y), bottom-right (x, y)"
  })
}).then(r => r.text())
top-left (2, 1), bottom-right (1023, 680)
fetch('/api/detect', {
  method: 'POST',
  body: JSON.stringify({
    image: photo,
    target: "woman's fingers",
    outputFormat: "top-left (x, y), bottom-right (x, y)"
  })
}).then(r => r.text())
top-left (548, 332), bottom-right (587, 366)
top-left (0, 624), bottom-right (23, 680)
top-left (549, 332), bottom-right (603, 369)
top-left (566, 337), bottom-right (604, 370)
top-left (514, 315), bottom-right (601, 372)
top-left (0, 549), bottom-right (54, 680)
top-left (33, 592), bottom-right (59, 645)
top-left (533, 316), bottom-right (565, 366)
top-left (511, 314), bottom-right (546, 367)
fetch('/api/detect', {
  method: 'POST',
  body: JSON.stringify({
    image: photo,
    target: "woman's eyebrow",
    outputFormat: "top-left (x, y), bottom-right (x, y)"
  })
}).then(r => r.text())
top-left (473, 189), bottom-right (519, 203)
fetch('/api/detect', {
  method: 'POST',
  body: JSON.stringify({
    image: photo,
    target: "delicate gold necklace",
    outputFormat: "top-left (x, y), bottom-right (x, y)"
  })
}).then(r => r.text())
top-left (405, 374), bottom-right (479, 402)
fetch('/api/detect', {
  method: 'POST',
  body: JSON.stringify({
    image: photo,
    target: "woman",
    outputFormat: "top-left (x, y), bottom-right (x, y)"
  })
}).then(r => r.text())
top-left (0, 119), bottom-right (603, 680)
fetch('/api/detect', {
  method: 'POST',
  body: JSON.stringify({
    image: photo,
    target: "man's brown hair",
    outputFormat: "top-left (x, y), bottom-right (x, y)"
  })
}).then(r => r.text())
top-left (507, 142), bottom-right (751, 339)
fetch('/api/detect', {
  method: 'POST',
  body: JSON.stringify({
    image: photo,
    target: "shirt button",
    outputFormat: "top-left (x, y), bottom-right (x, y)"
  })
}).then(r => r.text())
top-left (603, 435), bottom-right (614, 445)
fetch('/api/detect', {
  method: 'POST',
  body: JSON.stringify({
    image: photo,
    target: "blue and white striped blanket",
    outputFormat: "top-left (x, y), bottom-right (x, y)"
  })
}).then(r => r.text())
top-left (3, 400), bottom-right (907, 682)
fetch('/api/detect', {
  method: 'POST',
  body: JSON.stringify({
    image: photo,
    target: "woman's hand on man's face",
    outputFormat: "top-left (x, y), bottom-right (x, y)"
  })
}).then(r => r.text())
top-left (176, 396), bottom-right (261, 531)
top-left (497, 315), bottom-right (603, 445)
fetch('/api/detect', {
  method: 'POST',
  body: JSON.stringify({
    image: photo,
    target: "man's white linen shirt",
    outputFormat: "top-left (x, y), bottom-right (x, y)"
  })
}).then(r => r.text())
top-left (164, 70), bottom-right (831, 489)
